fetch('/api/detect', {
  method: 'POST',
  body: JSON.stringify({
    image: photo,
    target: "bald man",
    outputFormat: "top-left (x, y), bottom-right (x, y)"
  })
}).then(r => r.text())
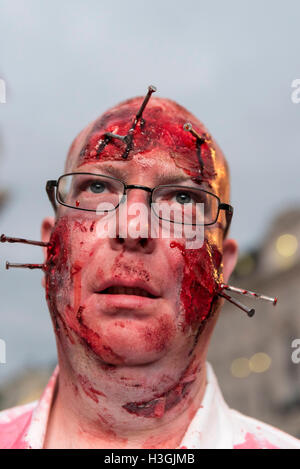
top-left (1, 90), bottom-right (299, 449)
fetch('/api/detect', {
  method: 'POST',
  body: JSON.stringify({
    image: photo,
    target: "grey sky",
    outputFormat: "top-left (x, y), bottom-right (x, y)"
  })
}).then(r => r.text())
top-left (0, 0), bottom-right (300, 381)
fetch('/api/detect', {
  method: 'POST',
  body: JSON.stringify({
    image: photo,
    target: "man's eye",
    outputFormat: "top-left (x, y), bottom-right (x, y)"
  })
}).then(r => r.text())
top-left (88, 181), bottom-right (106, 194)
top-left (175, 192), bottom-right (192, 204)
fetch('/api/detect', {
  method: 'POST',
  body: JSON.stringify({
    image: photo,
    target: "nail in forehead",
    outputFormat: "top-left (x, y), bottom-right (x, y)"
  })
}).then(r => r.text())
top-left (75, 89), bottom-right (217, 184)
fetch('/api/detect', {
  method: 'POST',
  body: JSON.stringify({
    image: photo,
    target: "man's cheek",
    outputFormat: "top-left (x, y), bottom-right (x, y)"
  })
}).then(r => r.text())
top-left (170, 239), bottom-right (222, 327)
top-left (44, 216), bottom-right (93, 327)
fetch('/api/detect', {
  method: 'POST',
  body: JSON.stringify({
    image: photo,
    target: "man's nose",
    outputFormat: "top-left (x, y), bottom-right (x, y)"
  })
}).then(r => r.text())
top-left (109, 188), bottom-right (155, 253)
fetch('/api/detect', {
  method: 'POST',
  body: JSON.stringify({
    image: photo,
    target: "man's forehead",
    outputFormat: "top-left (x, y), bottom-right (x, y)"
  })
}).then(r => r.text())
top-left (73, 151), bottom-right (200, 185)
top-left (65, 96), bottom-right (229, 198)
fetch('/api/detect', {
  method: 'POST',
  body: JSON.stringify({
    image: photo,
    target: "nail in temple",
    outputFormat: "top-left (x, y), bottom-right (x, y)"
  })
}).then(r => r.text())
top-left (1, 234), bottom-right (50, 247)
top-left (6, 262), bottom-right (45, 270)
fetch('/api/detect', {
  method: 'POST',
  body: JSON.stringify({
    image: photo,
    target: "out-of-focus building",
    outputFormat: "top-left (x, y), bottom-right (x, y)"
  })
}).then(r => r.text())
top-left (0, 208), bottom-right (299, 439)
top-left (209, 207), bottom-right (300, 438)
top-left (0, 366), bottom-right (54, 410)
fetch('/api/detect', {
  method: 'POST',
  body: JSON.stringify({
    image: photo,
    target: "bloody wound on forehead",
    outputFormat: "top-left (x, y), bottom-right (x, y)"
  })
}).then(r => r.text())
top-left (97, 85), bottom-right (157, 160)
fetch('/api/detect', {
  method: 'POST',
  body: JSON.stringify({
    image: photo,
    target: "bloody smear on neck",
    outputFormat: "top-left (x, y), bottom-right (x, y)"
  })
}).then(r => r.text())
top-left (123, 356), bottom-right (200, 418)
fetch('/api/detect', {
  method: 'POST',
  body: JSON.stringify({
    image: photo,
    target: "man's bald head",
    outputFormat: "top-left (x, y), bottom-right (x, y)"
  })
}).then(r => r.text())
top-left (65, 96), bottom-right (230, 204)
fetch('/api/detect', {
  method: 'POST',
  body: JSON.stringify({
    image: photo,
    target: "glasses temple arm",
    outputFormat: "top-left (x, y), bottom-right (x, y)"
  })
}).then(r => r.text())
top-left (46, 180), bottom-right (58, 214)
top-left (219, 203), bottom-right (233, 239)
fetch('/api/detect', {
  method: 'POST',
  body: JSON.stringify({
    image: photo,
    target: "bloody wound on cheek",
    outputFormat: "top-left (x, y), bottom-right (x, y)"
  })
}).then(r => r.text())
top-left (170, 240), bottom-right (222, 325)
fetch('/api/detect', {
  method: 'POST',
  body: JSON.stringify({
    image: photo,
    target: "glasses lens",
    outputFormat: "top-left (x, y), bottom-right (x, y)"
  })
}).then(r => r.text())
top-left (152, 186), bottom-right (219, 225)
top-left (57, 173), bottom-right (124, 211)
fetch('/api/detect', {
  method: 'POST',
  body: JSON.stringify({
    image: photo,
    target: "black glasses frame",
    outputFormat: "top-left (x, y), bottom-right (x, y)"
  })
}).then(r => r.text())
top-left (46, 172), bottom-right (234, 237)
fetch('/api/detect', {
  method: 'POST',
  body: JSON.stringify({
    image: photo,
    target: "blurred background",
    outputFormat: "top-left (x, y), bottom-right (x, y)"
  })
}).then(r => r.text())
top-left (0, 0), bottom-right (300, 437)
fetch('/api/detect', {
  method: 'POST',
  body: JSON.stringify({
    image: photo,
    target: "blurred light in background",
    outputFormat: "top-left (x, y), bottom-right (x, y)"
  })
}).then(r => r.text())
top-left (274, 233), bottom-right (299, 270)
top-left (249, 353), bottom-right (272, 374)
top-left (231, 358), bottom-right (251, 378)
top-left (231, 353), bottom-right (272, 378)
top-left (276, 234), bottom-right (298, 258)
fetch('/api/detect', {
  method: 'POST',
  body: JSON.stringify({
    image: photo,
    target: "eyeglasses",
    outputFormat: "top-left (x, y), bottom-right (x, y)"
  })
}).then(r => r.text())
top-left (46, 173), bottom-right (233, 235)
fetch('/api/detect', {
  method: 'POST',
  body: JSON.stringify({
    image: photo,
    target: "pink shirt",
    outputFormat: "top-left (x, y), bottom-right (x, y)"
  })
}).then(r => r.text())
top-left (0, 364), bottom-right (299, 449)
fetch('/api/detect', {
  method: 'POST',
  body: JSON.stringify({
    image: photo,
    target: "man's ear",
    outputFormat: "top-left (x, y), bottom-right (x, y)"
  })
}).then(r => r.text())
top-left (41, 217), bottom-right (55, 288)
top-left (222, 238), bottom-right (239, 283)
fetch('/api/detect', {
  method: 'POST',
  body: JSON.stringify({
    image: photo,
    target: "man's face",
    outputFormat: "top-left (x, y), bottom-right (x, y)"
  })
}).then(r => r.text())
top-left (43, 98), bottom-right (232, 369)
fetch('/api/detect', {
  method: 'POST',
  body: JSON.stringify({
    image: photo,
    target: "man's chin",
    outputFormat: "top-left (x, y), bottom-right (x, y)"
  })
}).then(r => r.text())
top-left (79, 312), bottom-right (177, 366)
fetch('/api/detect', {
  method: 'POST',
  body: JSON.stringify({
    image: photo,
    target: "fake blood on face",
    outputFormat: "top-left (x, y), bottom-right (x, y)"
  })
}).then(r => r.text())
top-left (74, 98), bottom-right (222, 329)
top-left (170, 240), bottom-right (222, 326)
top-left (45, 218), bottom-right (70, 333)
top-left (45, 217), bottom-right (125, 364)
top-left (75, 306), bottom-right (124, 364)
top-left (45, 97), bottom-right (225, 422)
top-left (70, 98), bottom-right (222, 332)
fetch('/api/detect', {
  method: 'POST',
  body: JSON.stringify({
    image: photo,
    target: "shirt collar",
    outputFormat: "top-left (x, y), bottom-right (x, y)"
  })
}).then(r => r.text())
top-left (180, 363), bottom-right (234, 449)
top-left (24, 366), bottom-right (59, 449)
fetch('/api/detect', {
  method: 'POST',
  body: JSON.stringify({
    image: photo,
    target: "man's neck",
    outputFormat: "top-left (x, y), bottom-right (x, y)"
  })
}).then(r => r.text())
top-left (44, 346), bottom-right (207, 449)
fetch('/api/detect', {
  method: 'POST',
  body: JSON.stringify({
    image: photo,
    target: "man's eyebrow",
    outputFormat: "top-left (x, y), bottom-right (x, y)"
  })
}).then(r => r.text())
top-left (74, 164), bottom-right (128, 181)
top-left (74, 163), bottom-right (202, 186)
top-left (157, 174), bottom-right (200, 185)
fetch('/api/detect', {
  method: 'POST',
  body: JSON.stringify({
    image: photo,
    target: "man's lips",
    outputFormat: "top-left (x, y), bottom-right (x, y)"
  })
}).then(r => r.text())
top-left (95, 279), bottom-right (160, 300)
top-left (101, 286), bottom-right (156, 299)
